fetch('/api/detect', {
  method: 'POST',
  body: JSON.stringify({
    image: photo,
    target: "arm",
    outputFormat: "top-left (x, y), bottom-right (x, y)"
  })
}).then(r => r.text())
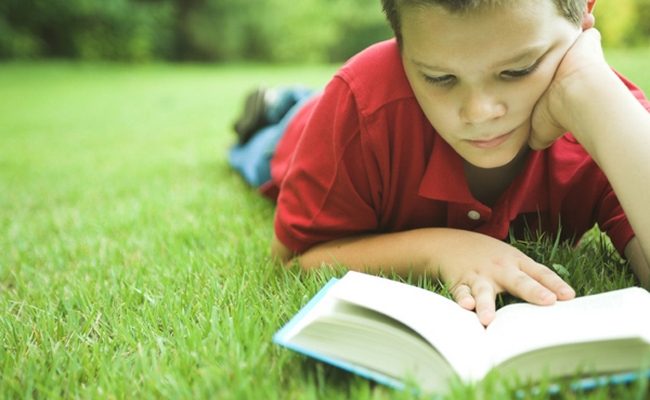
top-left (272, 228), bottom-right (574, 326)
top-left (531, 28), bottom-right (650, 284)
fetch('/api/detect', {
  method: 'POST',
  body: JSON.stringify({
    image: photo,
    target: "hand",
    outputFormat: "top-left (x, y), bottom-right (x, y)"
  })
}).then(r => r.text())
top-left (530, 26), bottom-right (611, 149)
top-left (433, 230), bottom-right (575, 326)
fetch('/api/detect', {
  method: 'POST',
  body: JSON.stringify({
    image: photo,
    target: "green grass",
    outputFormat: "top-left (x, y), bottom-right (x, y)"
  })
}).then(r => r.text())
top-left (1, 48), bottom-right (649, 399)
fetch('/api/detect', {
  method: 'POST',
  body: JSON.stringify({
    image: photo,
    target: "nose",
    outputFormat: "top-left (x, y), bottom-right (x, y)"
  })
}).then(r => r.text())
top-left (460, 88), bottom-right (506, 125)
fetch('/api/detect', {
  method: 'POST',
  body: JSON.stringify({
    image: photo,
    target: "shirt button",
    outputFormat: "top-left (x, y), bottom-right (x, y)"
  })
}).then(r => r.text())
top-left (467, 210), bottom-right (481, 220)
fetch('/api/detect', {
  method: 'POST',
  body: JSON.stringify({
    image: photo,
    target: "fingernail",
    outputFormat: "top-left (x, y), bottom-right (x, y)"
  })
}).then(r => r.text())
top-left (540, 291), bottom-right (556, 303)
top-left (478, 310), bottom-right (495, 324)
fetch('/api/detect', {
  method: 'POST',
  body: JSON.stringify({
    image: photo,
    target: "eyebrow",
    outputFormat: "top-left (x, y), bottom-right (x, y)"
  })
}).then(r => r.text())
top-left (411, 44), bottom-right (549, 72)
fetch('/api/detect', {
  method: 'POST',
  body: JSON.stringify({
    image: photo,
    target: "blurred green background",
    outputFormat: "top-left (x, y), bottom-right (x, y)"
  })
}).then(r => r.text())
top-left (1, 0), bottom-right (649, 64)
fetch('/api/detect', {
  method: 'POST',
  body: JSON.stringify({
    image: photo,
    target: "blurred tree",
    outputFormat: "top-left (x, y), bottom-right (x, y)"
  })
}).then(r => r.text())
top-left (170, 0), bottom-right (390, 62)
top-left (0, 0), bottom-right (70, 58)
top-left (263, 0), bottom-right (340, 62)
top-left (1, 0), bottom-right (647, 62)
top-left (0, 14), bottom-right (41, 58)
top-left (179, 0), bottom-right (270, 61)
top-left (0, 0), bottom-right (174, 61)
top-left (632, 0), bottom-right (650, 45)
top-left (72, 0), bottom-right (174, 61)
top-left (327, 0), bottom-right (392, 62)
top-left (172, 0), bottom-right (205, 60)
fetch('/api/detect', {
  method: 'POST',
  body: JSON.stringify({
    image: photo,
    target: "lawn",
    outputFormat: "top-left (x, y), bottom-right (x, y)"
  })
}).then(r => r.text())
top-left (1, 47), bottom-right (649, 399)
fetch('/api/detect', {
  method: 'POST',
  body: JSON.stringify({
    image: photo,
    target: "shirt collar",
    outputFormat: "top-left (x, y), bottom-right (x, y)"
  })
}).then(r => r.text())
top-left (418, 132), bottom-right (548, 213)
top-left (418, 133), bottom-right (475, 204)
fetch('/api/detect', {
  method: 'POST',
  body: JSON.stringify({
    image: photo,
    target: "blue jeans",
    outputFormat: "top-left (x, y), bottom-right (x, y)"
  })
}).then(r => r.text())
top-left (229, 87), bottom-right (314, 187)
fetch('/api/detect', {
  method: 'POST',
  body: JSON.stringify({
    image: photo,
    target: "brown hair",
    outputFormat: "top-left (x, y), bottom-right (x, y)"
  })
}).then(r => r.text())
top-left (381, 0), bottom-right (588, 44)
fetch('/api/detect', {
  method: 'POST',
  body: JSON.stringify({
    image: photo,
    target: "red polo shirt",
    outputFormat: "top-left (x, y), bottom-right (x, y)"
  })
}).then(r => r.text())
top-left (268, 39), bottom-right (649, 255)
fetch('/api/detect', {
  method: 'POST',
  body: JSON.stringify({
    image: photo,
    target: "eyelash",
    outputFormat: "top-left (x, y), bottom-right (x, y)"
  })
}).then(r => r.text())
top-left (422, 61), bottom-right (541, 88)
top-left (501, 61), bottom-right (541, 79)
top-left (423, 75), bottom-right (456, 87)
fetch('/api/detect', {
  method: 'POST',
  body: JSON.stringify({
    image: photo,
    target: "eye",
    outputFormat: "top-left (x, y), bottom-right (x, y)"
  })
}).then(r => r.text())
top-left (422, 74), bottom-right (457, 87)
top-left (500, 61), bottom-right (540, 80)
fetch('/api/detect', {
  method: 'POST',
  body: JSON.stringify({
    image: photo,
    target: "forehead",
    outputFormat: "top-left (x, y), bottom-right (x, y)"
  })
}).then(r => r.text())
top-left (401, 1), bottom-right (562, 32)
top-left (407, 0), bottom-right (518, 14)
top-left (400, 2), bottom-right (573, 67)
top-left (400, 0), bottom-right (560, 15)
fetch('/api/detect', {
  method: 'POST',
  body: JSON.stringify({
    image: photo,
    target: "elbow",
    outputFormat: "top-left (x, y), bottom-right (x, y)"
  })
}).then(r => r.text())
top-left (271, 234), bottom-right (296, 266)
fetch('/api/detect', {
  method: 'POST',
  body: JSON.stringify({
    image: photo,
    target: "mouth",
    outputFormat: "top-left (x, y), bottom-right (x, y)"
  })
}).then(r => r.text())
top-left (467, 129), bottom-right (515, 149)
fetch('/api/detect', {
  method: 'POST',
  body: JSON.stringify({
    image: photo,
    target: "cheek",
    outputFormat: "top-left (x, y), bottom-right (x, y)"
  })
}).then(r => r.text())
top-left (405, 67), bottom-right (454, 122)
top-left (527, 65), bottom-right (560, 101)
top-left (406, 79), bottom-right (451, 129)
top-left (418, 96), bottom-right (457, 132)
top-left (509, 72), bottom-right (556, 117)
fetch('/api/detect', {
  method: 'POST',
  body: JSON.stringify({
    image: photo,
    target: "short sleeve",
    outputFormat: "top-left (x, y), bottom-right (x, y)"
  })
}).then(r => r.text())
top-left (595, 184), bottom-right (635, 255)
top-left (273, 77), bottom-right (379, 253)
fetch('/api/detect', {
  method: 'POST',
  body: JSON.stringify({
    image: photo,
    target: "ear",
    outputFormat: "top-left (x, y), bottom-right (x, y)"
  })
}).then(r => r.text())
top-left (587, 0), bottom-right (596, 13)
top-left (581, 0), bottom-right (596, 30)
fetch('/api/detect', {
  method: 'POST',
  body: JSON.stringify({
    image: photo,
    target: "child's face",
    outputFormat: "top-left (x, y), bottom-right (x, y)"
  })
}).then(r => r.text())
top-left (401, 1), bottom-right (582, 168)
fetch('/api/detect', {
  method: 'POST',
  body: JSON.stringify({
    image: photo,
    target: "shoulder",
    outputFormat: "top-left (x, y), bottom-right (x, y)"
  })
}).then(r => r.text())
top-left (614, 70), bottom-right (650, 112)
top-left (333, 39), bottom-right (415, 116)
top-left (547, 134), bottom-right (592, 164)
top-left (543, 134), bottom-right (607, 184)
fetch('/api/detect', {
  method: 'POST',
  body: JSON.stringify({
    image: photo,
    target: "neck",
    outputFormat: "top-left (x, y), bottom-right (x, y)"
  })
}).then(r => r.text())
top-left (463, 147), bottom-right (530, 206)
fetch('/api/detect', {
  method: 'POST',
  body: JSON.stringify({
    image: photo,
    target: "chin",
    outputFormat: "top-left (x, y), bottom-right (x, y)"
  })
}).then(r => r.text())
top-left (468, 159), bottom-right (510, 169)
top-left (466, 150), bottom-right (521, 169)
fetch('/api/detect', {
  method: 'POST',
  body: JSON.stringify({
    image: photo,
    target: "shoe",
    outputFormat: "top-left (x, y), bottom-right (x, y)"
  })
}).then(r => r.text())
top-left (233, 87), bottom-right (269, 145)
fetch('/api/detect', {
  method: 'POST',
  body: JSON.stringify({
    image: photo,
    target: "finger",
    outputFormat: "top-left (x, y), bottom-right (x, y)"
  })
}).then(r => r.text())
top-left (520, 260), bottom-right (576, 300)
top-left (451, 284), bottom-right (475, 311)
top-left (471, 280), bottom-right (497, 326)
top-left (500, 267), bottom-right (560, 306)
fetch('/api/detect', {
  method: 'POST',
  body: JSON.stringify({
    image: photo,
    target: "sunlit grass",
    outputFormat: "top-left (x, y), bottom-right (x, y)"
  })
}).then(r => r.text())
top-left (0, 49), bottom-right (648, 399)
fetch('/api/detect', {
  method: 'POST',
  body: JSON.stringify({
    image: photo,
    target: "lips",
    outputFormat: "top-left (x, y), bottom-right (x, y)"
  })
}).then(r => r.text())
top-left (467, 130), bottom-right (514, 149)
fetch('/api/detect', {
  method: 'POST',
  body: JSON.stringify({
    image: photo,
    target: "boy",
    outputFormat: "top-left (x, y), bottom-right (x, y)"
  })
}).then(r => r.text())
top-left (230, 0), bottom-right (650, 325)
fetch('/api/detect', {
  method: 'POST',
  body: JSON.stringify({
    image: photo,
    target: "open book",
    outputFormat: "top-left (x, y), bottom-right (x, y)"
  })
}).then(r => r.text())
top-left (274, 271), bottom-right (650, 394)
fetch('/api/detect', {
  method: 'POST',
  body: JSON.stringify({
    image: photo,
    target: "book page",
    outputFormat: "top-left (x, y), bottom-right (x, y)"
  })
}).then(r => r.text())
top-left (485, 287), bottom-right (650, 370)
top-left (329, 272), bottom-right (491, 380)
top-left (291, 299), bottom-right (458, 392)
